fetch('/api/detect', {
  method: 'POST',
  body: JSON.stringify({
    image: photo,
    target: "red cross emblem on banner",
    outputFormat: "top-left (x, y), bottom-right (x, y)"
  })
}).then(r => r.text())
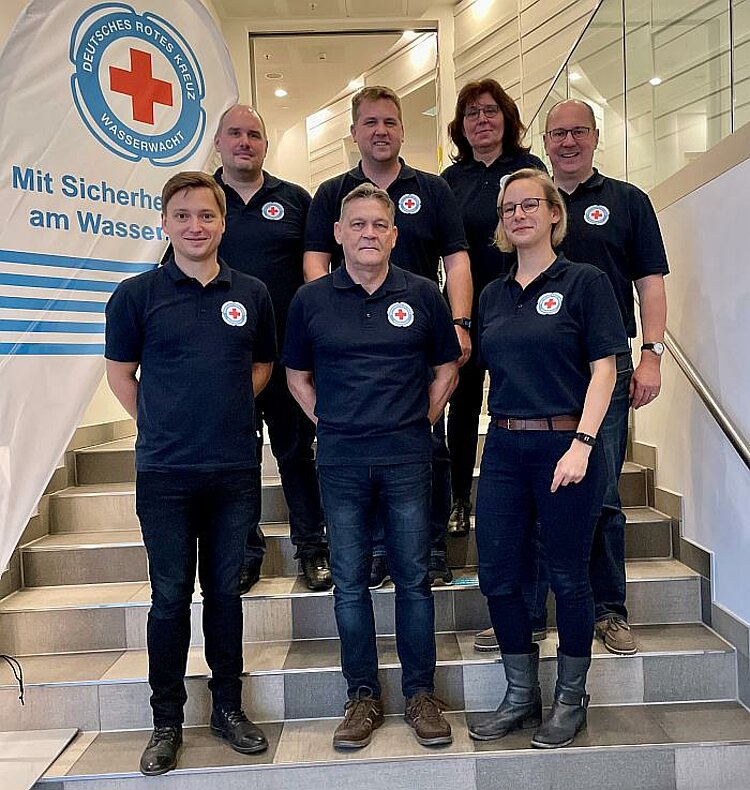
top-left (109, 48), bottom-right (173, 125)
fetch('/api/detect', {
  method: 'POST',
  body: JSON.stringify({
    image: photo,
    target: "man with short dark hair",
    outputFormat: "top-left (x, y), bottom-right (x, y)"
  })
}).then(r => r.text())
top-left (286, 183), bottom-right (460, 749)
top-left (304, 85), bottom-right (472, 586)
top-left (105, 171), bottom-right (275, 776)
top-left (213, 104), bottom-right (331, 592)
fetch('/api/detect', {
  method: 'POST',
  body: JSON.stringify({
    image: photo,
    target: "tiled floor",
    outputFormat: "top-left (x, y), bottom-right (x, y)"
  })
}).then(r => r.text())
top-left (44, 702), bottom-right (750, 779)
top-left (1, 728), bottom-right (77, 790)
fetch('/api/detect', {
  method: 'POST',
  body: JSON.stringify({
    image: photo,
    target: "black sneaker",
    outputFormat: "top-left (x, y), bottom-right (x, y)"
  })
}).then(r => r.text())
top-left (301, 552), bottom-right (333, 591)
top-left (429, 554), bottom-right (453, 586)
top-left (210, 708), bottom-right (268, 754)
top-left (139, 726), bottom-right (182, 776)
top-left (447, 499), bottom-right (471, 536)
top-left (369, 555), bottom-right (391, 589)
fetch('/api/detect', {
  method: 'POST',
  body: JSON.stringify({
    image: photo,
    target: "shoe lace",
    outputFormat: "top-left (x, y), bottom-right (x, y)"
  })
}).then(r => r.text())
top-left (344, 696), bottom-right (377, 725)
top-left (608, 616), bottom-right (631, 632)
top-left (409, 693), bottom-right (447, 721)
top-left (152, 726), bottom-right (180, 744)
top-left (222, 709), bottom-right (249, 727)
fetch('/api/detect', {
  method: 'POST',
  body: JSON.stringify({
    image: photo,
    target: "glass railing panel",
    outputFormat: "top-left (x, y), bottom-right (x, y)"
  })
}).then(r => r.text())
top-left (625, 0), bottom-right (731, 191)
top-left (734, 0), bottom-right (750, 129)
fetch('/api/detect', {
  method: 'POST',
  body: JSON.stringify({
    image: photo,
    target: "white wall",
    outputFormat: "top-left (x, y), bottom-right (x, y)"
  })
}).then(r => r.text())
top-left (635, 156), bottom-right (750, 623)
top-left (265, 120), bottom-right (311, 187)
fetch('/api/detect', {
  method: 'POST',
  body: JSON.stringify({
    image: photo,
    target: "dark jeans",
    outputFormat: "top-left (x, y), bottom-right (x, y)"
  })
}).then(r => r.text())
top-left (136, 468), bottom-right (258, 726)
top-left (447, 356), bottom-right (485, 502)
top-left (246, 365), bottom-right (326, 564)
top-left (523, 353), bottom-right (633, 624)
top-left (476, 427), bottom-right (605, 658)
top-left (318, 462), bottom-right (436, 699)
top-left (372, 416), bottom-right (451, 560)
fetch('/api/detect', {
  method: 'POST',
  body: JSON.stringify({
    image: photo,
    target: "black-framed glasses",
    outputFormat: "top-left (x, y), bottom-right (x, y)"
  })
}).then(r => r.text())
top-left (544, 126), bottom-right (592, 142)
top-left (464, 104), bottom-right (500, 120)
top-left (498, 197), bottom-right (554, 218)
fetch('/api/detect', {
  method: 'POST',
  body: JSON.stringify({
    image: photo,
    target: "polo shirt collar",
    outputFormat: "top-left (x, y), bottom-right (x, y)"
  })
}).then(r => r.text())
top-left (502, 253), bottom-right (568, 283)
top-left (567, 168), bottom-right (605, 196)
top-left (163, 256), bottom-right (233, 287)
top-left (333, 262), bottom-right (407, 294)
top-left (348, 158), bottom-right (417, 183)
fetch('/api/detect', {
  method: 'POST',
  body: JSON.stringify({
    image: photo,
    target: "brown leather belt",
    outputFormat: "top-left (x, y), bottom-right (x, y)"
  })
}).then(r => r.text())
top-left (492, 415), bottom-right (580, 431)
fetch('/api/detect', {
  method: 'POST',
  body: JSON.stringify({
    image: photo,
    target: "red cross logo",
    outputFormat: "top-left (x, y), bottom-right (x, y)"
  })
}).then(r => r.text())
top-left (394, 308), bottom-right (407, 321)
top-left (544, 298), bottom-right (557, 310)
top-left (403, 198), bottom-right (415, 210)
top-left (590, 209), bottom-right (603, 221)
top-left (228, 307), bottom-right (241, 320)
top-left (109, 48), bottom-right (173, 125)
top-left (267, 206), bottom-right (279, 216)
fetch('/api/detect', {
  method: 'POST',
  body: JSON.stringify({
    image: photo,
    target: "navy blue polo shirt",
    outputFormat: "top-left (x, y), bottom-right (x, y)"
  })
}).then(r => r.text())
top-left (478, 255), bottom-right (628, 418)
top-left (215, 168), bottom-right (310, 344)
top-left (283, 264), bottom-right (461, 465)
top-left (441, 152), bottom-right (546, 300)
top-left (559, 169), bottom-right (669, 336)
top-left (304, 159), bottom-right (468, 282)
top-left (105, 258), bottom-right (277, 471)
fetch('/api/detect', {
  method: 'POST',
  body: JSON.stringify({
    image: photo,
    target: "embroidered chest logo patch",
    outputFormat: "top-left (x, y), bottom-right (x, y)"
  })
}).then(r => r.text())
top-left (398, 193), bottom-right (421, 214)
top-left (584, 204), bottom-right (610, 225)
top-left (221, 301), bottom-right (247, 326)
top-left (387, 301), bottom-right (415, 327)
top-left (536, 292), bottom-right (563, 315)
top-left (262, 201), bottom-right (284, 220)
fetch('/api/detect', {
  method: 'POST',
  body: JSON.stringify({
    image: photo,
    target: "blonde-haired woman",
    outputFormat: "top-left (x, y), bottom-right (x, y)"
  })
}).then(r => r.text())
top-left (469, 168), bottom-right (627, 748)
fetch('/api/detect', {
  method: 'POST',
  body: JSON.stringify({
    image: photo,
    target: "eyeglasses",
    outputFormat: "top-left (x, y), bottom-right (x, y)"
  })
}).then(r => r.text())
top-left (464, 104), bottom-right (500, 120)
top-left (544, 126), bottom-right (592, 142)
top-left (498, 197), bottom-right (554, 218)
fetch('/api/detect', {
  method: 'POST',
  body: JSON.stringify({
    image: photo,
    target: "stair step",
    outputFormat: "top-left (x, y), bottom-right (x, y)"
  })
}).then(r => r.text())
top-left (71, 440), bottom-right (649, 508)
top-left (1, 560), bottom-right (701, 655)
top-left (37, 702), bottom-right (750, 790)
top-left (0, 624), bottom-right (738, 733)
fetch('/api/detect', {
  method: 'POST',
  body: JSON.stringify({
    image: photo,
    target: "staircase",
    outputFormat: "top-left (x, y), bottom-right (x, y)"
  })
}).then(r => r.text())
top-left (1, 435), bottom-right (749, 790)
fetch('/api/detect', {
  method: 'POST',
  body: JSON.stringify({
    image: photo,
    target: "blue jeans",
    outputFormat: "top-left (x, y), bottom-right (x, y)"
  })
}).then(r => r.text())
top-left (476, 427), bottom-right (605, 657)
top-left (522, 353), bottom-right (633, 625)
top-left (372, 416), bottom-right (451, 560)
top-left (317, 462), bottom-right (436, 699)
top-left (136, 468), bottom-right (257, 726)
top-left (246, 364), bottom-right (326, 564)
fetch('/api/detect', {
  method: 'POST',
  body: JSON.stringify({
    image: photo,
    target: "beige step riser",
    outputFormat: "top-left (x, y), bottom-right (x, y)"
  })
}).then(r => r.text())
top-left (0, 576), bottom-right (702, 656)
top-left (0, 650), bottom-right (737, 733)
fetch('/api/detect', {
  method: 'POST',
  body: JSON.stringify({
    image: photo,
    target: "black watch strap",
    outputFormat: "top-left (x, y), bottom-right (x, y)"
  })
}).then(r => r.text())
top-left (453, 317), bottom-right (472, 330)
top-left (574, 432), bottom-right (597, 447)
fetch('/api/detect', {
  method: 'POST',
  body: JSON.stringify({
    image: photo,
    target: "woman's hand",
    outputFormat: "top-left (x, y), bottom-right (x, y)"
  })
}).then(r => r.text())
top-left (551, 441), bottom-right (592, 492)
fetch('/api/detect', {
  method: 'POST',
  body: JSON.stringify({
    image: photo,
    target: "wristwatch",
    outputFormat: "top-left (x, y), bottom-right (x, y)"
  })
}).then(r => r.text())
top-left (453, 317), bottom-right (472, 330)
top-left (641, 341), bottom-right (665, 356)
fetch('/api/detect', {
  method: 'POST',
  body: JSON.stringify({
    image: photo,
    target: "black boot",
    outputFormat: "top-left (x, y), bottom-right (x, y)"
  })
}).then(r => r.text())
top-left (139, 726), bottom-right (182, 776)
top-left (468, 645), bottom-right (542, 740)
top-left (447, 498), bottom-right (471, 536)
top-left (531, 650), bottom-right (590, 748)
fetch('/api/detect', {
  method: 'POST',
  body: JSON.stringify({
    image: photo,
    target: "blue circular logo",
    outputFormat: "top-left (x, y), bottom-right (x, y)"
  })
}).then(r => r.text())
top-left (584, 204), bottom-right (610, 225)
top-left (387, 301), bottom-right (414, 327)
top-left (262, 202), bottom-right (284, 221)
top-left (221, 301), bottom-right (247, 327)
top-left (398, 194), bottom-right (421, 214)
top-left (69, 5), bottom-right (205, 165)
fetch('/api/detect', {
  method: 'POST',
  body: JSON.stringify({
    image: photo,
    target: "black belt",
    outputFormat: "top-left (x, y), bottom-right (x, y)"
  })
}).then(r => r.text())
top-left (492, 415), bottom-right (580, 431)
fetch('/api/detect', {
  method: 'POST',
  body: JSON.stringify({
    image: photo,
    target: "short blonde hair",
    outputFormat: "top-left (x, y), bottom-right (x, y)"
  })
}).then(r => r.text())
top-left (494, 168), bottom-right (567, 252)
top-left (340, 183), bottom-right (395, 224)
top-left (161, 171), bottom-right (226, 218)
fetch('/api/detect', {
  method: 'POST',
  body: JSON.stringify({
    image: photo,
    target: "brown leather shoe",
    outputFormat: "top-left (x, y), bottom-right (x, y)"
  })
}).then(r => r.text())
top-left (405, 692), bottom-right (452, 746)
top-left (595, 616), bottom-right (638, 655)
top-left (473, 627), bottom-right (547, 652)
top-left (332, 696), bottom-right (384, 749)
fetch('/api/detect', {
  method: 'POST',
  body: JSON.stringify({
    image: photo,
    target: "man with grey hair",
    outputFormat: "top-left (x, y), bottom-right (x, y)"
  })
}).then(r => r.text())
top-left (286, 182), bottom-right (461, 749)
top-left (213, 104), bottom-right (331, 593)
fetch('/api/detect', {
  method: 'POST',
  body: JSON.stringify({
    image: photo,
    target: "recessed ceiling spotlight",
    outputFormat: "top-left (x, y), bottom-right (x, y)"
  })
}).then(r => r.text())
top-left (265, 72), bottom-right (283, 80)
top-left (649, 76), bottom-right (663, 86)
top-left (274, 88), bottom-right (288, 98)
top-left (568, 71), bottom-right (582, 82)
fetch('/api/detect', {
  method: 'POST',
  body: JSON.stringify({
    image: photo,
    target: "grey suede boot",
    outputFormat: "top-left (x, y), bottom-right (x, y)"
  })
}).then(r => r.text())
top-left (531, 650), bottom-right (590, 748)
top-left (469, 644), bottom-right (542, 740)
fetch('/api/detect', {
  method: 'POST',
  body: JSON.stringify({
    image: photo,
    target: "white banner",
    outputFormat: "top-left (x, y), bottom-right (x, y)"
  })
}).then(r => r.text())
top-left (0, 0), bottom-right (238, 574)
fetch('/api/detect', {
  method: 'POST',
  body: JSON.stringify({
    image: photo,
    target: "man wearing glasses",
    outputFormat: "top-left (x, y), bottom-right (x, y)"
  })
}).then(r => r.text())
top-left (543, 99), bottom-right (669, 656)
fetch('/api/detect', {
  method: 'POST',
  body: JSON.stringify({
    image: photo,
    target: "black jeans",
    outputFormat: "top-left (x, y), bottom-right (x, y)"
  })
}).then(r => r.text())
top-left (372, 415), bottom-right (451, 560)
top-left (246, 365), bottom-right (326, 563)
top-left (476, 426), bottom-right (606, 658)
top-left (137, 468), bottom-right (258, 726)
top-left (447, 356), bottom-right (485, 502)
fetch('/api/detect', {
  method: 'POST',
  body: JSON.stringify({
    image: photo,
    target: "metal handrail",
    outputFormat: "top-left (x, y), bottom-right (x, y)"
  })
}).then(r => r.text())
top-left (663, 329), bottom-right (750, 471)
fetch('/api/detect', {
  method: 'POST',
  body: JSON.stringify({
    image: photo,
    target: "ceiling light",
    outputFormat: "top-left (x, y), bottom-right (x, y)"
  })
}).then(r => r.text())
top-left (265, 72), bottom-right (283, 80)
top-left (274, 88), bottom-right (288, 98)
top-left (649, 76), bottom-right (662, 86)
top-left (568, 71), bottom-right (582, 82)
